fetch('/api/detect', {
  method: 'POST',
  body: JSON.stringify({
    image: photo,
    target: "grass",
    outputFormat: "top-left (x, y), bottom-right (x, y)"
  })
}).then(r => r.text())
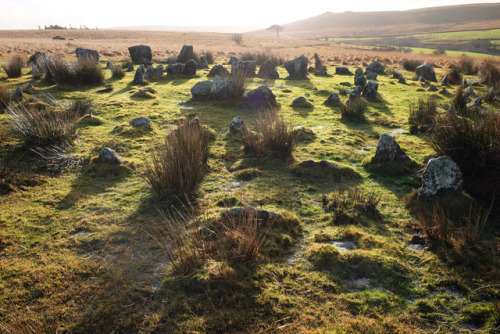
top-left (408, 95), bottom-right (437, 133)
top-left (241, 111), bottom-right (298, 160)
top-left (0, 40), bottom-right (499, 333)
top-left (0, 82), bottom-right (9, 111)
top-left (145, 119), bottom-right (212, 204)
top-left (111, 64), bottom-right (125, 79)
top-left (37, 55), bottom-right (105, 86)
top-left (341, 98), bottom-right (367, 122)
top-left (2, 55), bottom-right (24, 78)
top-left (7, 103), bottom-right (78, 148)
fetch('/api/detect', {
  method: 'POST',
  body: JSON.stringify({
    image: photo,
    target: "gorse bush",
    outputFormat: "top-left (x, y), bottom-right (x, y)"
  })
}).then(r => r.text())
top-left (241, 111), bottom-right (297, 160)
top-left (37, 55), bottom-right (104, 86)
top-left (409, 95), bottom-right (437, 133)
top-left (7, 103), bottom-right (78, 148)
top-left (402, 59), bottom-right (423, 71)
top-left (429, 112), bottom-right (500, 202)
top-left (145, 120), bottom-right (211, 204)
top-left (341, 98), bottom-right (367, 122)
top-left (111, 64), bottom-right (125, 79)
top-left (2, 55), bottom-right (24, 78)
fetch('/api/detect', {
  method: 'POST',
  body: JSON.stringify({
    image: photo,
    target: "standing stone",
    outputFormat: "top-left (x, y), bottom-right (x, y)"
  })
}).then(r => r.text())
top-left (232, 60), bottom-right (256, 77)
top-left (354, 68), bottom-right (366, 87)
top-left (229, 116), bottom-right (246, 133)
top-left (284, 55), bottom-right (308, 79)
top-left (398, 75), bottom-right (406, 84)
top-left (98, 148), bottom-right (124, 164)
top-left (291, 96), bottom-right (313, 108)
top-left (28, 52), bottom-right (47, 65)
top-left (229, 56), bottom-right (238, 65)
top-left (207, 65), bottom-right (230, 78)
top-left (270, 68), bottom-right (280, 79)
top-left (191, 80), bottom-right (213, 100)
top-left (362, 80), bottom-right (379, 99)
top-left (257, 59), bottom-right (277, 79)
top-left (464, 86), bottom-right (474, 98)
top-left (106, 61), bottom-right (113, 69)
top-left (144, 65), bottom-right (164, 80)
top-left (128, 45), bottom-right (152, 63)
top-left (198, 56), bottom-right (209, 69)
top-left (182, 59), bottom-right (197, 75)
top-left (419, 156), bottom-right (463, 196)
top-left (75, 48), bottom-right (99, 61)
top-left (324, 93), bottom-right (340, 106)
top-left (210, 75), bottom-right (234, 100)
top-left (336, 66), bottom-right (352, 75)
top-left (314, 53), bottom-right (327, 76)
top-left (242, 86), bottom-right (279, 110)
top-left (365, 72), bottom-right (378, 80)
top-left (129, 117), bottom-right (151, 128)
top-left (371, 134), bottom-right (409, 164)
top-left (366, 61), bottom-right (385, 74)
top-left (177, 45), bottom-right (194, 63)
top-left (127, 63), bottom-right (134, 72)
top-left (133, 65), bottom-right (145, 84)
top-left (15, 86), bottom-right (23, 97)
top-left (349, 86), bottom-right (363, 100)
top-left (416, 64), bottom-right (437, 82)
top-left (428, 84), bottom-right (438, 92)
top-left (166, 63), bottom-right (184, 75)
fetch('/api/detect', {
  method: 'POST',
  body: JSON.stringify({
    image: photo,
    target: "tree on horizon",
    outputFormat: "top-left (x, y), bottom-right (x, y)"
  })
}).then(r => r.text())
top-left (267, 25), bottom-right (284, 38)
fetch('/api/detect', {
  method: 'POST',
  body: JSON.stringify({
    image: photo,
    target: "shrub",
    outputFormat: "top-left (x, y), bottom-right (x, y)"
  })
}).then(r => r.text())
top-left (0, 82), bottom-right (9, 111)
top-left (145, 120), bottom-right (211, 204)
top-left (480, 59), bottom-right (500, 86)
top-left (2, 55), bottom-right (24, 78)
top-left (204, 51), bottom-right (214, 64)
top-left (37, 55), bottom-right (104, 86)
top-left (231, 34), bottom-right (243, 46)
top-left (444, 66), bottom-right (463, 85)
top-left (111, 64), bottom-right (125, 79)
top-left (408, 95), bottom-right (437, 133)
top-left (7, 103), bottom-right (78, 147)
top-left (429, 112), bottom-right (500, 201)
top-left (402, 59), bottom-right (423, 71)
top-left (456, 56), bottom-right (478, 75)
top-left (341, 98), bottom-right (367, 122)
top-left (241, 111), bottom-right (297, 160)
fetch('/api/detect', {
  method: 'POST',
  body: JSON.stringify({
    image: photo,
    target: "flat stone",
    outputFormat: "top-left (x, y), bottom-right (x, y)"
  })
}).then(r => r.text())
top-left (329, 241), bottom-right (357, 252)
top-left (129, 117), bottom-right (151, 128)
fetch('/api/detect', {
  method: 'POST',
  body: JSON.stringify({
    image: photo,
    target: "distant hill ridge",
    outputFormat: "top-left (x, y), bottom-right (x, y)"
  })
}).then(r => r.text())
top-left (249, 3), bottom-right (500, 38)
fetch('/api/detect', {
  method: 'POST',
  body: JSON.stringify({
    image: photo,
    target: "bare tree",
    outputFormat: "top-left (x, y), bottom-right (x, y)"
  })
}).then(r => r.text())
top-left (267, 25), bottom-right (284, 38)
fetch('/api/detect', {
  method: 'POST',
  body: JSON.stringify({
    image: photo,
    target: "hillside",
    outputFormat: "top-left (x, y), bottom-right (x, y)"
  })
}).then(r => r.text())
top-left (250, 3), bottom-right (500, 38)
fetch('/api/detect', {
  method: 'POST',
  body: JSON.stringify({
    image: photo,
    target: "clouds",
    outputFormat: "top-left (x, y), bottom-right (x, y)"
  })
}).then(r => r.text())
top-left (0, 0), bottom-right (498, 29)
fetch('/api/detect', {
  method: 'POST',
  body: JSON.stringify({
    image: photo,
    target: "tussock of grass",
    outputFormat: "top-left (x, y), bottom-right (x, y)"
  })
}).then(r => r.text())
top-left (0, 82), bottom-right (9, 111)
top-left (7, 103), bottom-right (78, 148)
top-left (322, 187), bottom-right (381, 224)
top-left (37, 55), bottom-right (105, 86)
top-left (341, 98), bottom-right (367, 123)
top-left (2, 54), bottom-right (24, 78)
top-left (111, 64), bottom-right (125, 79)
top-left (480, 59), bottom-right (500, 85)
top-left (241, 111), bottom-right (297, 160)
top-left (145, 120), bottom-right (211, 204)
top-left (402, 59), bottom-right (423, 71)
top-left (408, 95), bottom-right (437, 133)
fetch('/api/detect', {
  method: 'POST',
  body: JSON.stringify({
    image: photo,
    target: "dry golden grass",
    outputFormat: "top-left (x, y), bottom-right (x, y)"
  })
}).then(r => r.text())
top-left (0, 29), bottom-right (464, 69)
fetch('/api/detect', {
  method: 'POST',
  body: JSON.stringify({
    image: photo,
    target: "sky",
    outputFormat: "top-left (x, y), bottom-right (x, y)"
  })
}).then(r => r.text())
top-left (0, 0), bottom-right (499, 30)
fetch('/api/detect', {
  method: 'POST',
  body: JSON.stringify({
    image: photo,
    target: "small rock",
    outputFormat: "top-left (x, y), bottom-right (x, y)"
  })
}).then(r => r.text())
top-left (336, 66), bottom-right (352, 75)
top-left (98, 148), bottom-right (124, 164)
top-left (329, 241), bottom-right (357, 252)
top-left (471, 96), bottom-right (483, 107)
top-left (127, 63), bottom-right (134, 72)
top-left (464, 86), bottom-right (474, 98)
top-left (371, 134), bottom-right (409, 164)
top-left (340, 82), bottom-right (352, 87)
top-left (166, 63), bottom-right (184, 75)
top-left (428, 84), bottom-right (438, 92)
top-left (198, 56), bottom-right (209, 69)
top-left (232, 60), bottom-right (256, 77)
top-left (207, 64), bottom-right (230, 78)
top-left (291, 96), bottom-right (313, 108)
top-left (314, 53), bottom-right (327, 76)
top-left (349, 86), bottom-right (363, 100)
top-left (324, 93), bottom-right (340, 106)
top-left (144, 65), bottom-right (164, 81)
top-left (229, 116), bottom-right (246, 133)
top-left (15, 86), bottom-right (22, 97)
top-left (418, 156), bottom-right (463, 196)
top-left (223, 207), bottom-right (282, 221)
top-left (398, 75), bottom-right (406, 84)
top-left (365, 71), bottom-right (378, 80)
top-left (106, 61), bottom-right (113, 69)
top-left (228, 56), bottom-right (238, 65)
top-left (129, 117), bottom-right (151, 128)
top-left (242, 86), bottom-right (279, 110)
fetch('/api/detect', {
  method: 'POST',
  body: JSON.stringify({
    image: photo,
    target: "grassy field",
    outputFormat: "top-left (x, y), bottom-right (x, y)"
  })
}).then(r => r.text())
top-left (406, 29), bottom-right (500, 44)
top-left (0, 31), bottom-right (499, 333)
